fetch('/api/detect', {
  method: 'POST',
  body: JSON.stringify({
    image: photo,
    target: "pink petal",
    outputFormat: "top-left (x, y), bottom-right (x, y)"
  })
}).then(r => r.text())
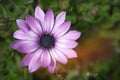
top-left (11, 40), bottom-right (21, 49)
top-left (11, 40), bottom-right (39, 53)
top-left (40, 50), bottom-right (51, 67)
top-left (43, 9), bottom-right (54, 32)
top-left (48, 55), bottom-right (56, 73)
top-left (16, 19), bottom-right (30, 32)
top-left (55, 38), bottom-right (78, 48)
top-left (35, 6), bottom-right (45, 25)
top-left (53, 11), bottom-right (66, 32)
top-left (27, 30), bottom-right (39, 41)
top-left (13, 30), bottom-right (38, 41)
top-left (11, 40), bottom-right (29, 50)
top-left (26, 15), bottom-right (42, 35)
top-left (52, 21), bottom-right (71, 37)
top-left (21, 53), bottom-right (34, 66)
top-left (29, 49), bottom-right (43, 72)
top-left (18, 44), bottom-right (39, 53)
top-left (13, 30), bottom-right (31, 40)
top-left (56, 47), bottom-right (77, 58)
top-left (60, 30), bottom-right (81, 40)
top-left (50, 48), bottom-right (68, 64)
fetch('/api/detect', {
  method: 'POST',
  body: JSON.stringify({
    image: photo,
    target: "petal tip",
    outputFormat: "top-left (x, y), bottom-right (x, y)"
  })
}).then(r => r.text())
top-left (16, 19), bottom-right (20, 23)
top-left (48, 66), bottom-right (56, 73)
top-left (73, 54), bottom-right (77, 58)
top-left (10, 42), bottom-right (15, 49)
top-left (79, 31), bottom-right (82, 37)
top-left (26, 15), bottom-right (32, 20)
top-left (46, 9), bottom-right (54, 15)
top-left (62, 11), bottom-right (66, 15)
top-left (29, 67), bottom-right (36, 73)
top-left (65, 21), bottom-right (71, 26)
top-left (75, 31), bottom-right (82, 39)
top-left (20, 62), bottom-right (25, 67)
top-left (49, 70), bottom-right (55, 74)
top-left (35, 5), bottom-right (43, 12)
top-left (36, 5), bottom-right (40, 9)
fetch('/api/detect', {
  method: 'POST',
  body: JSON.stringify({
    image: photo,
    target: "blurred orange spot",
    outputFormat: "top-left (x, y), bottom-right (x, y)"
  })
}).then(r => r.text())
top-left (75, 36), bottom-right (113, 69)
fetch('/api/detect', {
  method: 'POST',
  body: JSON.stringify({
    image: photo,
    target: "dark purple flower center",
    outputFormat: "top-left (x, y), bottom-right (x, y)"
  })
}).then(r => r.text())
top-left (40, 34), bottom-right (55, 49)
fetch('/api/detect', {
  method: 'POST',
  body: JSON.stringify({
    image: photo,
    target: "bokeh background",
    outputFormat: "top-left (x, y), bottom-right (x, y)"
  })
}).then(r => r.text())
top-left (0, 0), bottom-right (120, 80)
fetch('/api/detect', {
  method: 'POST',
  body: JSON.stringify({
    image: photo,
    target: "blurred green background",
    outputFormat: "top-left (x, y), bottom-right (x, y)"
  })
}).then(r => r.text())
top-left (0, 0), bottom-right (120, 80)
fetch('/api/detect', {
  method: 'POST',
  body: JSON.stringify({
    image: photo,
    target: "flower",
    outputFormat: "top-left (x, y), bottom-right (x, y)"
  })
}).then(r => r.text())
top-left (11, 6), bottom-right (81, 73)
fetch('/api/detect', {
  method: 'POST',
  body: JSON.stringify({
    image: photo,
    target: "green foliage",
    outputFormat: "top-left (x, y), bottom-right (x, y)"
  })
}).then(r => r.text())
top-left (0, 0), bottom-right (120, 80)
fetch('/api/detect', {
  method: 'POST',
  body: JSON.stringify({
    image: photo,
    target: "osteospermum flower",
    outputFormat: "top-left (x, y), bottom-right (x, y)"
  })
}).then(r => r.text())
top-left (11, 6), bottom-right (81, 73)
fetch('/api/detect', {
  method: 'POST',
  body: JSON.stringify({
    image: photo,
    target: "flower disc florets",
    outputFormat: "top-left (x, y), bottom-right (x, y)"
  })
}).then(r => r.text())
top-left (40, 33), bottom-right (55, 49)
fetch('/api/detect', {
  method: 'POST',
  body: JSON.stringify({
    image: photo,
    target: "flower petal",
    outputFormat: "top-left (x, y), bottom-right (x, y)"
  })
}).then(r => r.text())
top-left (35, 6), bottom-right (45, 25)
top-left (50, 48), bottom-right (67, 64)
top-left (16, 19), bottom-right (30, 32)
top-left (43, 9), bottom-right (54, 32)
top-left (48, 55), bottom-right (56, 73)
top-left (52, 11), bottom-right (66, 31)
top-left (40, 50), bottom-right (51, 67)
top-left (56, 38), bottom-right (78, 48)
top-left (29, 49), bottom-right (43, 72)
top-left (56, 47), bottom-right (77, 58)
top-left (21, 53), bottom-right (33, 66)
top-left (26, 15), bottom-right (42, 35)
top-left (13, 30), bottom-right (38, 41)
top-left (27, 30), bottom-right (39, 40)
top-left (60, 30), bottom-right (81, 40)
top-left (11, 40), bottom-right (39, 53)
top-left (52, 21), bottom-right (71, 37)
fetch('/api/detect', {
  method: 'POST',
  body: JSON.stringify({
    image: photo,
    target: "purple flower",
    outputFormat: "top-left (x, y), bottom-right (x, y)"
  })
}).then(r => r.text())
top-left (11, 6), bottom-right (81, 73)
